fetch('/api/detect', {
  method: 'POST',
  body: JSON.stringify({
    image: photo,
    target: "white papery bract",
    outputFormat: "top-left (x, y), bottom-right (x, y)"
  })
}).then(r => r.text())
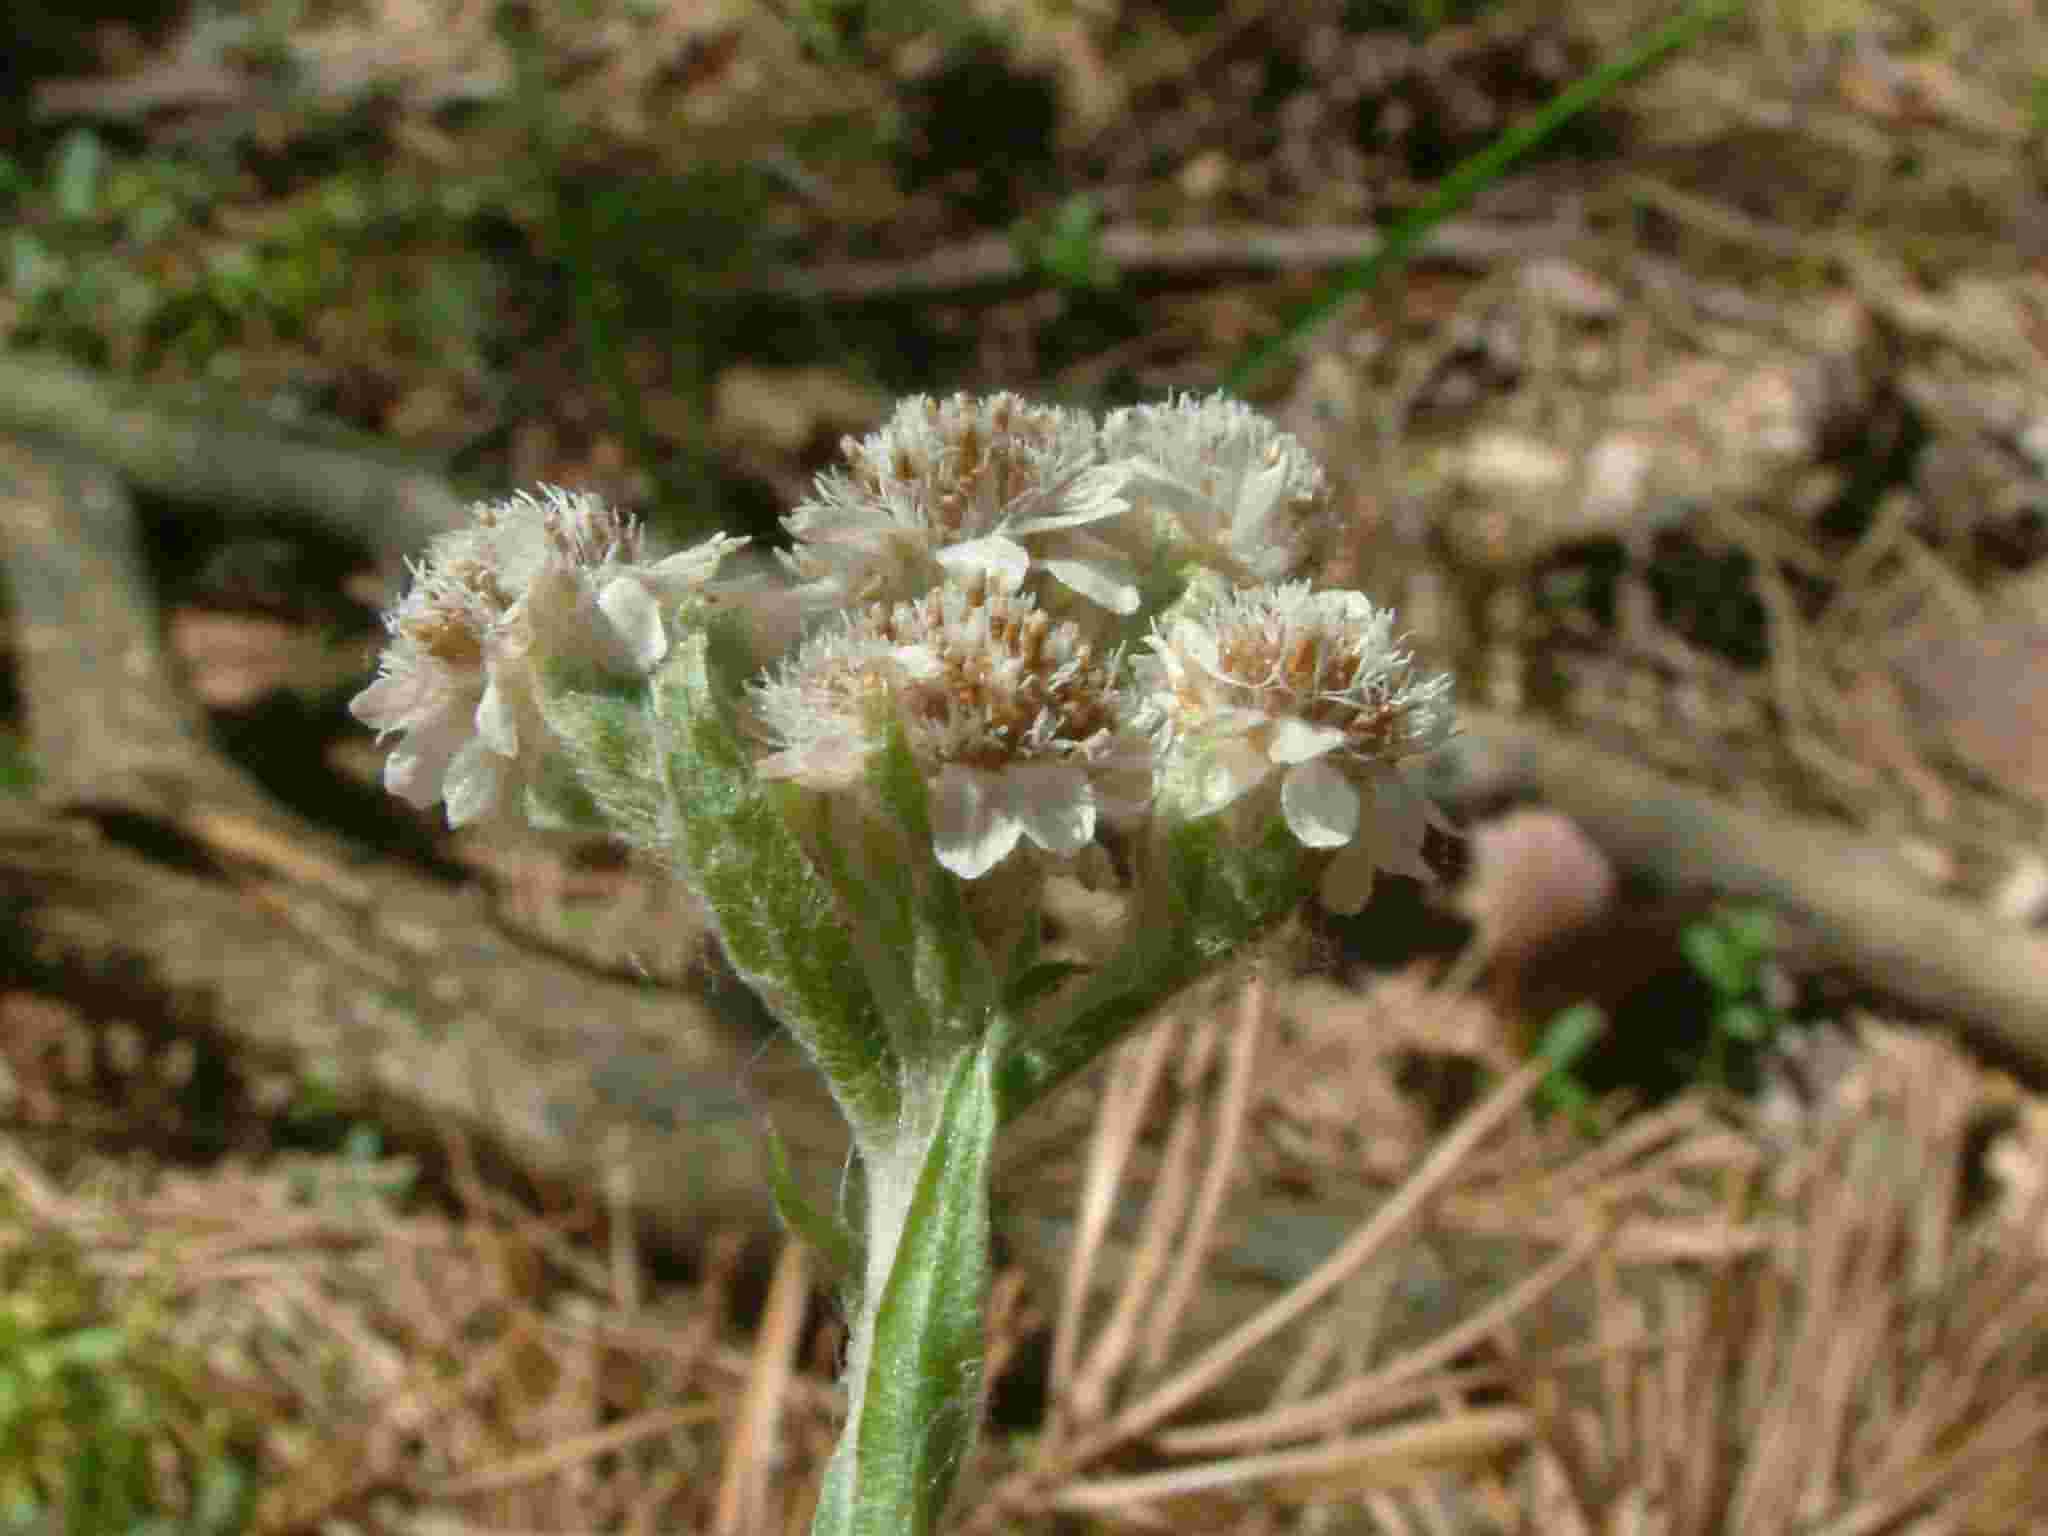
top-left (1100, 390), bottom-right (1330, 586)
top-left (782, 391), bottom-right (1139, 616)
top-left (1139, 581), bottom-right (1454, 914)
top-left (351, 486), bottom-right (744, 827)
top-left (753, 575), bottom-right (1149, 880)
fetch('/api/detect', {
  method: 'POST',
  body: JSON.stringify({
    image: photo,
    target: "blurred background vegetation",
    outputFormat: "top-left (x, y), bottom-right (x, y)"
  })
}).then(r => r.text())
top-left (0, 0), bottom-right (1649, 545)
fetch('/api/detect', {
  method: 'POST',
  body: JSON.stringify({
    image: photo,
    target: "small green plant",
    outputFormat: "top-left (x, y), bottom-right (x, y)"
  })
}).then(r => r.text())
top-left (0, 734), bottom-right (35, 798)
top-left (1532, 1002), bottom-right (1609, 1135)
top-left (1012, 195), bottom-right (1116, 293)
top-left (1680, 904), bottom-right (1791, 1092)
top-left (0, 1195), bottom-right (258, 1535)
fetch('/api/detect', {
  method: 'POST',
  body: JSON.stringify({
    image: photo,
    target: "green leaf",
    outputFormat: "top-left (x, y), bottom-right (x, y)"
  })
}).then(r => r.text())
top-left (798, 784), bottom-right (934, 1057)
top-left (870, 720), bottom-right (994, 1039)
top-left (51, 129), bottom-right (105, 221)
top-left (1533, 1004), bottom-right (1607, 1134)
top-left (1723, 906), bottom-right (1774, 966)
top-left (651, 627), bottom-right (899, 1131)
top-left (764, 1121), bottom-right (861, 1283)
top-left (1717, 1002), bottom-right (1768, 1043)
top-left (1681, 922), bottom-right (1747, 998)
top-left (824, 1033), bottom-right (1003, 1536)
top-left (998, 814), bottom-right (1311, 1121)
top-left (1536, 1003), bottom-right (1606, 1075)
top-left (1013, 195), bottom-right (1115, 291)
top-left (532, 663), bottom-right (667, 846)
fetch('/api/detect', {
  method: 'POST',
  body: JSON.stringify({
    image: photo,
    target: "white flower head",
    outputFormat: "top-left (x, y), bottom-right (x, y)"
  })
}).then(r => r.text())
top-left (783, 391), bottom-right (1140, 616)
top-left (351, 486), bottom-right (744, 827)
top-left (1138, 581), bottom-right (1453, 914)
top-left (518, 486), bottom-right (748, 676)
top-left (1101, 391), bottom-right (1331, 585)
top-left (753, 575), bottom-right (1150, 879)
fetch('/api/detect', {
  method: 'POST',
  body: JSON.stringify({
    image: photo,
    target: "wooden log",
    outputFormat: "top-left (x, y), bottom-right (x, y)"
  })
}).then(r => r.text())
top-left (0, 353), bottom-right (464, 558)
top-left (1433, 712), bottom-right (2048, 1079)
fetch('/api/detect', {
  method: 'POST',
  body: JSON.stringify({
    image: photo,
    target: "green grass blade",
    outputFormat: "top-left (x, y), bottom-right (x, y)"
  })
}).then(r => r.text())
top-left (1223, 0), bottom-right (1738, 394)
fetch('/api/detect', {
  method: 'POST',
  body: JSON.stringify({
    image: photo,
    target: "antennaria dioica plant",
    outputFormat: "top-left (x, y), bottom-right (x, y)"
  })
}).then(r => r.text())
top-left (345, 0), bottom-right (1745, 1490)
top-left (351, 391), bottom-right (1454, 1532)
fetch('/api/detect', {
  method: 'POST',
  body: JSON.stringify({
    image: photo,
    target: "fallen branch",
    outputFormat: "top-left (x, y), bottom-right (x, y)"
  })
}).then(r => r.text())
top-left (1436, 711), bottom-right (2048, 1078)
top-left (709, 217), bottom-right (1573, 301)
top-left (0, 353), bottom-right (464, 559)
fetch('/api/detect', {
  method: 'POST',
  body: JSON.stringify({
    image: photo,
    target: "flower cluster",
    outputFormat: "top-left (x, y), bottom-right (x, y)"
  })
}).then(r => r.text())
top-left (350, 393), bottom-right (1459, 1536)
top-left (353, 391), bottom-right (1453, 911)
top-left (757, 389), bottom-right (1450, 905)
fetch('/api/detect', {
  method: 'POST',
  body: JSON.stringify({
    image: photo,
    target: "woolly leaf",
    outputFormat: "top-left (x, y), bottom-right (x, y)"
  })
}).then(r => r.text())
top-left (651, 625), bottom-right (898, 1132)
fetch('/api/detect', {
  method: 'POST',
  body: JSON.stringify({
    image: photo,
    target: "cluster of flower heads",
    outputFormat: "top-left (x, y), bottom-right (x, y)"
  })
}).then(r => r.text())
top-left (353, 391), bottom-right (1455, 911)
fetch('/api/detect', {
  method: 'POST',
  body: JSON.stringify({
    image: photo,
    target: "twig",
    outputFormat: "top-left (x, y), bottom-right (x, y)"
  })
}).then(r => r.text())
top-left (710, 219), bottom-right (1570, 302)
top-left (1066, 1011), bottom-right (1218, 1424)
top-left (1141, 978), bottom-right (1268, 1372)
top-left (1073, 1051), bottom-right (1565, 1458)
top-left (711, 1239), bottom-right (810, 1536)
top-left (0, 353), bottom-right (464, 558)
top-left (428, 1402), bottom-right (725, 1500)
top-left (1048, 1407), bottom-right (1534, 1511)
top-left (1155, 1226), bottom-right (1604, 1457)
top-left (1049, 1017), bottom-right (1180, 1423)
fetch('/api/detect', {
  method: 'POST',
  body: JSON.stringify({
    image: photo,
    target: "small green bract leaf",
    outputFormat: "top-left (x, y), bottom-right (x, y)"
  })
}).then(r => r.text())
top-left (764, 1122), bottom-right (861, 1283)
top-left (1537, 1003), bottom-right (1606, 1075)
top-left (1004, 959), bottom-right (1084, 1012)
top-left (873, 719), bottom-right (994, 1039)
top-left (998, 813), bottom-right (1312, 1120)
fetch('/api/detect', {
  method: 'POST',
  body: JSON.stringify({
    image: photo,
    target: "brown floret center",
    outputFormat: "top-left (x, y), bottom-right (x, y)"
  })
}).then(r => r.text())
top-left (875, 582), bottom-right (1119, 771)
top-left (1200, 622), bottom-right (1409, 758)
